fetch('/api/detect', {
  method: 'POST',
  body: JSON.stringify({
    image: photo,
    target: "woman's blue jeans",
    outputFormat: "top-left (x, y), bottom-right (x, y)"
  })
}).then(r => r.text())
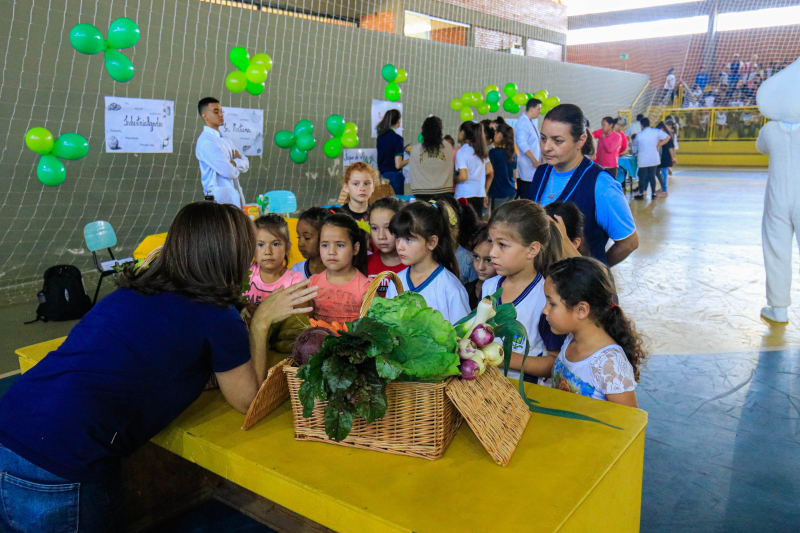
top-left (0, 444), bottom-right (125, 532)
top-left (381, 171), bottom-right (405, 196)
top-left (659, 166), bottom-right (669, 192)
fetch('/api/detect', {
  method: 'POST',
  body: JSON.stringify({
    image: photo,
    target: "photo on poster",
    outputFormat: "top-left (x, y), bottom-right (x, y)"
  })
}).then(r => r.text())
top-left (220, 107), bottom-right (264, 156)
top-left (371, 100), bottom-right (403, 138)
top-left (104, 96), bottom-right (174, 153)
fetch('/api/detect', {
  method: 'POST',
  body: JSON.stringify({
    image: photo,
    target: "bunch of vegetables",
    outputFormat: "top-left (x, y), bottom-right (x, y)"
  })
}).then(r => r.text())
top-left (294, 292), bottom-right (461, 441)
top-left (454, 289), bottom-right (528, 380)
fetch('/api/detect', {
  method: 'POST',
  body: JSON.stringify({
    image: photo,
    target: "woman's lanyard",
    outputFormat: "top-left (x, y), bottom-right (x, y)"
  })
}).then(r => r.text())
top-left (535, 163), bottom-right (592, 204)
top-left (498, 273), bottom-right (543, 306)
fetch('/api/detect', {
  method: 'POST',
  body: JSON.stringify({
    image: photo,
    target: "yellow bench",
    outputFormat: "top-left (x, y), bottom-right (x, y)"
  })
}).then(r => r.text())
top-left (16, 340), bottom-right (647, 533)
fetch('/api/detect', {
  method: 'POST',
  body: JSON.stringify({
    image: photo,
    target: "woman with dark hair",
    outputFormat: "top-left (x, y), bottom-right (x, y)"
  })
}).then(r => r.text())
top-left (456, 121), bottom-right (493, 217)
top-left (409, 116), bottom-right (455, 202)
top-left (528, 104), bottom-right (639, 267)
top-left (375, 109), bottom-right (407, 195)
top-left (0, 202), bottom-right (317, 531)
top-left (488, 123), bottom-right (517, 210)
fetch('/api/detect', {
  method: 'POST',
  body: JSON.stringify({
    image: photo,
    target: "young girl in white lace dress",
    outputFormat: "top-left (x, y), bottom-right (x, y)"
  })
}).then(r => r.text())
top-left (540, 256), bottom-right (646, 408)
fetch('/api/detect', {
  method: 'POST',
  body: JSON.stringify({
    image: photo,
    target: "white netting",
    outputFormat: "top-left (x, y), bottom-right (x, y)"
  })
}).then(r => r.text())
top-left (0, 0), bottom-right (651, 304)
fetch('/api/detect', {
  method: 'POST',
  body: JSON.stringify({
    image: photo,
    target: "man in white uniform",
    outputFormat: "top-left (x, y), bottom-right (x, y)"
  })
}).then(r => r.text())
top-left (195, 97), bottom-right (249, 207)
top-left (756, 58), bottom-right (800, 323)
top-left (514, 98), bottom-right (542, 199)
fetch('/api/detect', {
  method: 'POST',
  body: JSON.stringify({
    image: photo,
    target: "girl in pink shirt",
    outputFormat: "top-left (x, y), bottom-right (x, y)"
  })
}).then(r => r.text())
top-left (308, 214), bottom-right (371, 325)
top-left (242, 215), bottom-right (305, 305)
top-left (594, 117), bottom-right (623, 178)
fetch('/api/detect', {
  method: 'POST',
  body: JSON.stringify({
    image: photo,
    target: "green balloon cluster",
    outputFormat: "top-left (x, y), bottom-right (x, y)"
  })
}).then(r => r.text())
top-left (323, 115), bottom-right (359, 159)
top-left (24, 128), bottom-right (89, 187)
top-left (225, 48), bottom-right (273, 96)
top-left (69, 18), bottom-right (140, 83)
top-left (275, 120), bottom-right (316, 164)
top-left (382, 64), bottom-right (407, 102)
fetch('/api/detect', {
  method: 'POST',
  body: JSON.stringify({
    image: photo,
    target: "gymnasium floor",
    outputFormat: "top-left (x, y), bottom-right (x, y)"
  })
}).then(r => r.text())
top-left (1, 167), bottom-right (798, 532)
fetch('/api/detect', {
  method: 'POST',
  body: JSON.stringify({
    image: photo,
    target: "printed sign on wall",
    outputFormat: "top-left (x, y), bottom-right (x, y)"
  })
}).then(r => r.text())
top-left (371, 100), bottom-right (403, 138)
top-left (220, 107), bottom-right (264, 156)
top-left (343, 148), bottom-right (378, 170)
top-left (104, 97), bottom-right (174, 153)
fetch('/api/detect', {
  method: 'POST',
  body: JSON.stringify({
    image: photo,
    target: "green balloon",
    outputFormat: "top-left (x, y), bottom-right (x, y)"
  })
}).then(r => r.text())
top-left (296, 133), bottom-right (316, 151)
top-left (546, 96), bottom-right (561, 107)
top-left (418, 133), bottom-right (424, 143)
top-left (385, 82), bottom-right (401, 102)
top-left (503, 98), bottom-right (520, 113)
top-left (504, 83), bottom-right (518, 97)
top-left (36, 155), bottom-right (66, 187)
top-left (245, 80), bottom-right (264, 95)
top-left (526, 93), bottom-right (534, 101)
top-left (52, 133), bottom-right (89, 160)
top-left (289, 146), bottom-right (308, 164)
top-left (344, 122), bottom-right (358, 135)
top-left (396, 68), bottom-right (407, 83)
top-left (250, 53), bottom-right (273, 72)
top-left (341, 131), bottom-right (359, 148)
top-left (70, 24), bottom-right (105, 55)
top-left (381, 64), bottom-right (397, 83)
top-left (450, 98), bottom-right (463, 111)
top-left (460, 108), bottom-right (474, 122)
top-left (486, 90), bottom-right (500, 104)
top-left (245, 64), bottom-right (267, 84)
top-left (107, 17), bottom-right (140, 49)
top-left (461, 92), bottom-right (473, 105)
top-left (225, 71), bottom-right (247, 93)
top-left (472, 92), bottom-right (483, 102)
top-left (326, 114), bottom-right (345, 137)
top-left (489, 102), bottom-right (500, 113)
top-left (477, 102), bottom-right (490, 115)
top-left (274, 130), bottom-right (296, 149)
top-left (104, 50), bottom-right (134, 82)
top-left (485, 84), bottom-right (499, 95)
top-left (323, 138), bottom-right (342, 158)
top-left (230, 47), bottom-right (250, 71)
top-left (25, 127), bottom-right (54, 155)
top-left (294, 119), bottom-right (314, 136)
top-left (512, 93), bottom-right (528, 106)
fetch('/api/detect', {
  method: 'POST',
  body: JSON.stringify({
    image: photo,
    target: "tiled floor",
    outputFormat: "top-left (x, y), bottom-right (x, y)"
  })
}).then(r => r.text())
top-left (1, 169), bottom-right (798, 531)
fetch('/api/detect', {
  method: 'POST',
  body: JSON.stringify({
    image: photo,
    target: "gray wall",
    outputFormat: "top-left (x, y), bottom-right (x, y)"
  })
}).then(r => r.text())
top-left (0, 0), bottom-right (648, 304)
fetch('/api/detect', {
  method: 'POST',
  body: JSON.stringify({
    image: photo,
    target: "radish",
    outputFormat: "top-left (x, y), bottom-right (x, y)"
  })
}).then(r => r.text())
top-left (470, 324), bottom-right (495, 348)
top-left (458, 338), bottom-right (480, 361)
top-left (481, 342), bottom-right (504, 366)
top-left (458, 358), bottom-right (484, 380)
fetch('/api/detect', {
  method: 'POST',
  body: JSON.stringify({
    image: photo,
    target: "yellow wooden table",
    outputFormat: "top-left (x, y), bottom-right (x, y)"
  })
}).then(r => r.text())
top-left (16, 340), bottom-right (647, 533)
top-left (132, 218), bottom-right (305, 266)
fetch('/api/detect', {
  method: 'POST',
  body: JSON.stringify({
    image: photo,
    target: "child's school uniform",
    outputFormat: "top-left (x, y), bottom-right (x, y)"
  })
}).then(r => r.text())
top-left (386, 265), bottom-right (470, 325)
top-left (482, 274), bottom-right (547, 383)
top-left (551, 335), bottom-right (636, 401)
top-left (242, 264), bottom-right (305, 305)
top-left (290, 259), bottom-right (312, 280)
top-left (308, 271), bottom-right (371, 325)
top-left (367, 254), bottom-right (406, 298)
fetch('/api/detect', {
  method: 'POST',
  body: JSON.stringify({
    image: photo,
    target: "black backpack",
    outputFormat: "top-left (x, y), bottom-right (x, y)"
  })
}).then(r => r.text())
top-left (26, 265), bottom-right (93, 323)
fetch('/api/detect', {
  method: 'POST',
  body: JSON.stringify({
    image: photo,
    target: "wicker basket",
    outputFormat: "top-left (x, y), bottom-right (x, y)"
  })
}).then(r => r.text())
top-left (284, 271), bottom-right (464, 460)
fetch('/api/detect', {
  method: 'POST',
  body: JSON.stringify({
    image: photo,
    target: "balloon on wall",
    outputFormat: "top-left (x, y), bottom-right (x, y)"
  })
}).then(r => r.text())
top-left (69, 18), bottom-right (140, 82)
top-left (395, 68), bottom-right (408, 83)
top-left (226, 47), bottom-right (273, 95)
top-left (275, 120), bottom-right (316, 163)
top-left (385, 82), bottom-right (402, 102)
top-left (450, 98), bottom-right (463, 111)
top-left (486, 90), bottom-right (500, 104)
top-left (503, 99), bottom-right (520, 114)
top-left (460, 108), bottom-right (474, 122)
top-left (24, 128), bottom-right (88, 187)
top-left (381, 64), bottom-right (398, 83)
top-left (504, 83), bottom-right (518, 97)
top-left (324, 115), bottom-right (359, 156)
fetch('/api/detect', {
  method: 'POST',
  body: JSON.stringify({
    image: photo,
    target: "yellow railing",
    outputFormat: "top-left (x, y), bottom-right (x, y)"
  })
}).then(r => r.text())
top-left (661, 106), bottom-right (766, 142)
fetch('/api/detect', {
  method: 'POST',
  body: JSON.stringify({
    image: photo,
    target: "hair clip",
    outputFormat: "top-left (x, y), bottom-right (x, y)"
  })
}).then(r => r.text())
top-left (428, 200), bottom-right (437, 206)
top-left (609, 302), bottom-right (618, 310)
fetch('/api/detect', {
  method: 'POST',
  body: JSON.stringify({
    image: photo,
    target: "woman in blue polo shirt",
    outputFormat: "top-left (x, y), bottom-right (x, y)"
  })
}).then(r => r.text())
top-left (376, 109), bottom-right (408, 195)
top-left (0, 202), bottom-right (317, 532)
top-left (528, 104), bottom-right (639, 267)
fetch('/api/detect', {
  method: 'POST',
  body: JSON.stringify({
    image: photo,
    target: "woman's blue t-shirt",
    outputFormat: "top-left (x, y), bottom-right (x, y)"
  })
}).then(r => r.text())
top-left (488, 147), bottom-right (517, 199)
top-left (376, 129), bottom-right (405, 175)
top-left (0, 288), bottom-right (251, 483)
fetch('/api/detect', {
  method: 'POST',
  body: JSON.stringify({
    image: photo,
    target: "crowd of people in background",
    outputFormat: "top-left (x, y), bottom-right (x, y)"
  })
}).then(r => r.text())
top-left (660, 54), bottom-right (792, 109)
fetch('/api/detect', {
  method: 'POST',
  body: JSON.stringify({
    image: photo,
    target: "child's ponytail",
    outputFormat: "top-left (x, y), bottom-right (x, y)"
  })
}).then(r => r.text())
top-left (538, 218), bottom-right (564, 275)
top-left (547, 257), bottom-right (647, 381)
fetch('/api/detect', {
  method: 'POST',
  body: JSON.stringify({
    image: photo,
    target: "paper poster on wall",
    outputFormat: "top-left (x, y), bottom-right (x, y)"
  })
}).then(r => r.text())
top-left (371, 100), bottom-right (403, 138)
top-left (221, 107), bottom-right (264, 156)
top-left (343, 148), bottom-right (378, 170)
top-left (104, 96), bottom-right (174, 153)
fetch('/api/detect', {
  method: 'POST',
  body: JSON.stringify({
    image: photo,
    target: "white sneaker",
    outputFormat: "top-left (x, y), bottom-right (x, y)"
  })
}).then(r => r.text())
top-left (761, 306), bottom-right (789, 323)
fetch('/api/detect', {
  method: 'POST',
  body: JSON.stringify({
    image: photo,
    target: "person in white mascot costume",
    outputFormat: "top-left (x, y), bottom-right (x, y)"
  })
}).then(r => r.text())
top-left (756, 58), bottom-right (800, 323)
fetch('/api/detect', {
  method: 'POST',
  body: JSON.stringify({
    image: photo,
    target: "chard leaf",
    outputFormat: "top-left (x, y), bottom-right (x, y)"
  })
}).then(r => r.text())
top-left (323, 401), bottom-right (354, 441)
top-left (375, 355), bottom-right (404, 380)
top-left (297, 355), bottom-right (327, 417)
top-left (322, 356), bottom-right (357, 393)
top-left (352, 367), bottom-right (388, 424)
